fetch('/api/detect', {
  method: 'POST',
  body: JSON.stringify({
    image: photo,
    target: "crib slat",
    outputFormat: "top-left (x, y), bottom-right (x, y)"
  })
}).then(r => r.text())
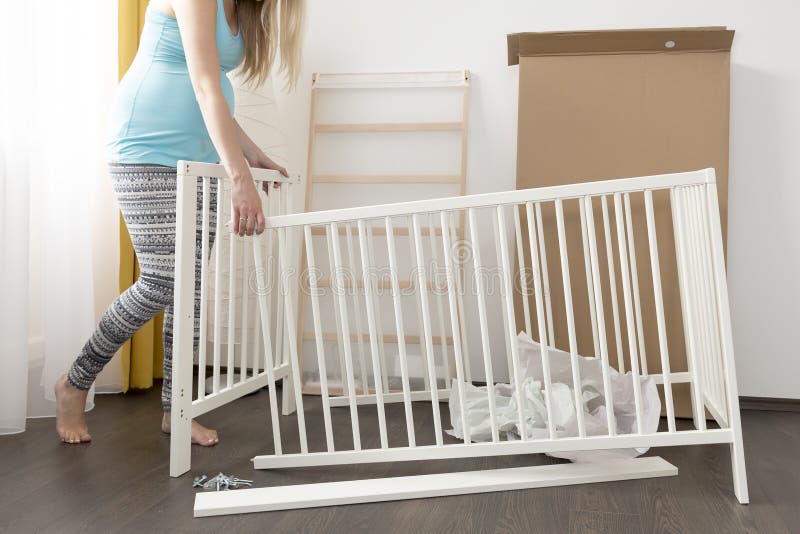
top-left (497, 206), bottom-right (529, 441)
top-left (686, 187), bottom-right (714, 424)
top-left (280, 185), bottom-right (296, 415)
top-left (525, 203), bottom-right (556, 440)
top-left (492, 214), bottom-right (515, 380)
top-left (330, 222), bottom-right (363, 449)
top-left (278, 227), bottom-right (308, 453)
top-left (555, 199), bottom-right (586, 438)
top-left (408, 217), bottom-right (432, 393)
top-left (345, 223), bottom-right (370, 394)
top-left (240, 235), bottom-right (250, 383)
top-left (534, 203), bottom-right (555, 346)
top-left (358, 220), bottom-right (389, 448)
top-left (273, 194), bottom-right (286, 372)
top-left (251, 201), bottom-right (262, 378)
top-left (274, 191), bottom-right (285, 370)
top-left (468, 208), bottom-right (499, 442)
top-left (686, 187), bottom-right (713, 427)
top-left (623, 194), bottom-right (648, 375)
top-left (690, 187), bottom-right (722, 415)
top-left (449, 211), bottom-right (472, 383)
top-left (227, 229), bottom-right (238, 390)
top-left (583, 196), bottom-right (617, 436)
top-left (601, 195), bottom-right (625, 373)
top-left (198, 177), bottom-right (211, 400)
top-left (428, 214), bottom-right (452, 390)
top-left (613, 194), bottom-right (644, 434)
top-left (304, 225), bottom-right (335, 452)
top-left (212, 181), bottom-right (224, 395)
top-left (441, 211), bottom-right (471, 443)
top-left (513, 206), bottom-right (532, 337)
top-left (411, 213), bottom-right (444, 445)
top-left (385, 217), bottom-right (416, 447)
top-left (683, 188), bottom-right (704, 384)
top-left (695, 186), bottom-right (726, 415)
top-left (579, 201), bottom-right (601, 358)
top-left (670, 188), bottom-right (706, 431)
top-left (325, 226), bottom-right (349, 396)
top-left (695, 187), bottom-right (722, 410)
top-left (252, 224), bottom-right (282, 455)
top-left (252, 274), bottom-right (261, 377)
top-left (644, 190), bottom-right (676, 432)
top-left (365, 223), bottom-right (390, 392)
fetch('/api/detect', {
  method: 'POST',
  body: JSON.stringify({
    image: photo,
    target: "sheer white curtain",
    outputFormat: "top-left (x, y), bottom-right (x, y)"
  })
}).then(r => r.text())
top-left (0, 2), bottom-right (119, 433)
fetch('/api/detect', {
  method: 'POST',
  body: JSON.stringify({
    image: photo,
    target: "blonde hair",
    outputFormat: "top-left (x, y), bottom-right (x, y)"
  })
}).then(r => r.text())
top-left (236, 0), bottom-right (306, 89)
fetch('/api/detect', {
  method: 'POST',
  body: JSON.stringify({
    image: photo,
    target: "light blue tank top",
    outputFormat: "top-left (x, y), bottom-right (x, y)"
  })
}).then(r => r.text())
top-left (107, 0), bottom-right (244, 167)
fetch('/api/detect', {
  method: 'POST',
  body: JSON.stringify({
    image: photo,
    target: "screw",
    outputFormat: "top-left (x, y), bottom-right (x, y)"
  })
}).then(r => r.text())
top-left (205, 474), bottom-right (222, 489)
top-left (192, 475), bottom-right (208, 488)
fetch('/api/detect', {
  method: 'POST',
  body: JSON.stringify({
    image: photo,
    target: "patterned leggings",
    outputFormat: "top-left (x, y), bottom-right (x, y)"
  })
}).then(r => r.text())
top-left (68, 163), bottom-right (217, 410)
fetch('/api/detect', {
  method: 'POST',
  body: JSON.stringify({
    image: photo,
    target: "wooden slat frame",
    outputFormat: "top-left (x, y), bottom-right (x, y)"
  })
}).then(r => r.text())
top-left (313, 174), bottom-right (462, 184)
top-left (315, 121), bottom-right (462, 133)
top-left (298, 70), bottom-right (471, 395)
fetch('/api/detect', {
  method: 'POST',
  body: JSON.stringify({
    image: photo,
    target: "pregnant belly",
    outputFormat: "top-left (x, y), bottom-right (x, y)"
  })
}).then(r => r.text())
top-left (110, 62), bottom-right (235, 161)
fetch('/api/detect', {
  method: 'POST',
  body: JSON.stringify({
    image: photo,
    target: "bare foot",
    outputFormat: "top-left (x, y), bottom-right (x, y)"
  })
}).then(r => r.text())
top-left (54, 373), bottom-right (92, 444)
top-left (161, 412), bottom-right (219, 446)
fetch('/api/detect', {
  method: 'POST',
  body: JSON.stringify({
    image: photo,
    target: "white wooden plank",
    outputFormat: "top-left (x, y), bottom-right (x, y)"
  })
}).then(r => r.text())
top-left (169, 170), bottom-right (197, 478)
top-left (180, 160), bottom-right (300, 184)
top-left (253, 429), bottom-right (733, 470)
top-left (265, 170), bottom-right (710, 229)
top-left (191, 365), bottom-right (287, 418)
top-left (312, 70), bottom-right (469, 89)
top-left (196, 457), bottom-right (678, 517)
top-left (315, 122), bottom-right (462, 133)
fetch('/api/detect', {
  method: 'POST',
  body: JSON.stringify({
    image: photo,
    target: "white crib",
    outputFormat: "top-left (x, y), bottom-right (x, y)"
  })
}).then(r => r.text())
top-left (169, 162), bottom-right (748, 516)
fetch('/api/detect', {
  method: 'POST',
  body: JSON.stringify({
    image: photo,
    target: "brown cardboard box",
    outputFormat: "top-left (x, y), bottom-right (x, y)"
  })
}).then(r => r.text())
top-left (507, 27), bottom-right (734, 418)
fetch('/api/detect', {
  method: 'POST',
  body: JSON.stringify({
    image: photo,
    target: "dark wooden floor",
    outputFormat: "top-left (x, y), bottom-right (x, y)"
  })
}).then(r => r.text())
top-left (1, 383), bottom-right (797, 534)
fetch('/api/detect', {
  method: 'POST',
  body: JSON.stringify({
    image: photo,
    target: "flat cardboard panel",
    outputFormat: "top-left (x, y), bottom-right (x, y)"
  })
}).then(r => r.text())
top-left (512, 35), bottom-right (731, 418)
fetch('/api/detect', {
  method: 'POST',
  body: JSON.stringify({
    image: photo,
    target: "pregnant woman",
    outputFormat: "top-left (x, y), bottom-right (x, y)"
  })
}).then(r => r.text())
top-left (54, 0), bottom-right (305, 445)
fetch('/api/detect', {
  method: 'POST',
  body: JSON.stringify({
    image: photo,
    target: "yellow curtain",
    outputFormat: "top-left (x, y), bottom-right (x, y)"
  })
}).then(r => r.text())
top-left (118, 0), bottom-right (163, 392)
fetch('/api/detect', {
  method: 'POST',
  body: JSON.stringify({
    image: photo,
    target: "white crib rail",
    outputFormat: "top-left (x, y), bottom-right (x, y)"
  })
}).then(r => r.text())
top-left (170, 164), bottom-right (748, 507)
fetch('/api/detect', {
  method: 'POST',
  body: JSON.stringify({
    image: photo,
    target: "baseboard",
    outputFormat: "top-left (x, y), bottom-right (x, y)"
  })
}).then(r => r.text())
top-left (739, 396), bottom-right (800, 412)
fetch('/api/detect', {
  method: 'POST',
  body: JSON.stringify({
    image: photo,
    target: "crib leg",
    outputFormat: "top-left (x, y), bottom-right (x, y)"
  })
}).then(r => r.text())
top-left (728, 405), bottom-right (749, 504)
top-left (169, 164), bottom-right (196, 478)
top-left (730, 436), bottom-right (749, 504)
top-left (169, 413), bottom-right (192, 478)
top-left (703, 175), bottom-right (749, 504)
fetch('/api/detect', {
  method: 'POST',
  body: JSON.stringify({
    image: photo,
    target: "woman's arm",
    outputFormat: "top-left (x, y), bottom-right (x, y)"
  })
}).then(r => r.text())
top-left (233, 119), bottom-right (288, 189)
top-left (173, 0), bottom-right (264, 236)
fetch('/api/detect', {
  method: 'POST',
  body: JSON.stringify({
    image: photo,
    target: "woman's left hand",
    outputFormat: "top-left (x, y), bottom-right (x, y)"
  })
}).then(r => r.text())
top-left (244, 147), bottom-right (288, 193)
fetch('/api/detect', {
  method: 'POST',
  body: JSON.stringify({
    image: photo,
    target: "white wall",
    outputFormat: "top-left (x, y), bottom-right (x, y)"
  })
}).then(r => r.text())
top-left (272, 0), bottom-right (800, 399)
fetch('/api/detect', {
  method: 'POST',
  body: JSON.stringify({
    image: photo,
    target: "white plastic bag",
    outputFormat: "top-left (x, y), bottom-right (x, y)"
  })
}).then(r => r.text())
top-left (447, 333), bottom-right (661, 462)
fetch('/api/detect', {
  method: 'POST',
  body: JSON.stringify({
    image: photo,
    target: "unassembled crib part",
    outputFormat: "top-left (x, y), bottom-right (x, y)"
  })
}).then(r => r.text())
top-left (169, 162), bottom-right (748, 516)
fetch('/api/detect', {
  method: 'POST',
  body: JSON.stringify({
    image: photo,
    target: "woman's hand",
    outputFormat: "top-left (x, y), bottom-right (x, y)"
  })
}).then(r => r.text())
top-left (231, 174), bottom-right (266, 236)
top-left (244, 145), bottom-right (288, 194)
